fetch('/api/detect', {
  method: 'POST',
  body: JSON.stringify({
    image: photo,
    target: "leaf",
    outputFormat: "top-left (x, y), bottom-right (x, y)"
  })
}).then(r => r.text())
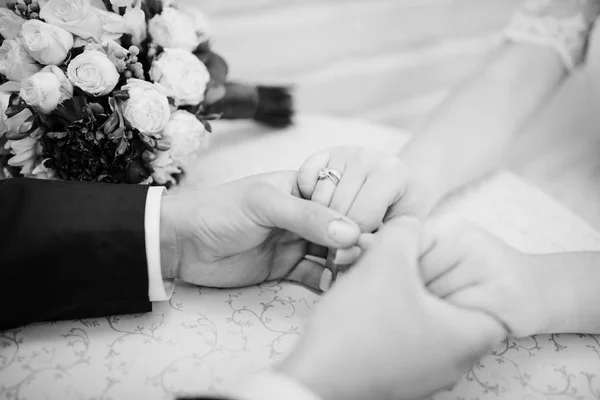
top-left (52, 96), bottom-right (88, 124)
top-left (108, 126), bottom-right (125, 140)
top-left (112, 90), bottom-right (130, 101)
top-left (115, 138), bottom-right (128, 156)
top-left (202, 113), bottom-right (222, 121)
top-left (202, 120), bottom-right (212, 133)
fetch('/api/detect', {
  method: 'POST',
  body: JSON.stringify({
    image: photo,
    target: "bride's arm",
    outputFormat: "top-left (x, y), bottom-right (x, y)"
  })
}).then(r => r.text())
top-left (399, 0), bottom-right (600, 214)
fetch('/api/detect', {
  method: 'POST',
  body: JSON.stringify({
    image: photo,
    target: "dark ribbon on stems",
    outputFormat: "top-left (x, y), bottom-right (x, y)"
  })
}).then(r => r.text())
top-left (205, 82), bottom-right (294, 128)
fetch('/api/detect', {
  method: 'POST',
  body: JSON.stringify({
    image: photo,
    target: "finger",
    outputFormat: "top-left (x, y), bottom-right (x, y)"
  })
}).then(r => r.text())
top-left (297, 151), bottom-right (330, 200)
top-left (333, 246), bottom-right (362, 265)
top-left (355, 217), bottom-right (422, 277)
top-left (358, 233), bottom-right (376, 250)
top-left (426, 262), bottom-right (478, 299)
top-left (253, 184), bottom-right (361, 248)
top-left (307, 243), bottom-right (328, 258)
top-left (328, 163), bottom-right (368, 215)
top-left (311, 159), bottom-right (346, 207)
top-left (419, 219), bottom-right (463, 284)
top-left (285, 258), bottom-right (327, 292)
top-left (347, 161), bottom-right (408, 233)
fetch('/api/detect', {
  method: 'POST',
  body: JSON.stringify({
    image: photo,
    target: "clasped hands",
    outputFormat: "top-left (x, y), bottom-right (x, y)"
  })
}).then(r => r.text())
top-left (156, 146), bottom-right (527, 398)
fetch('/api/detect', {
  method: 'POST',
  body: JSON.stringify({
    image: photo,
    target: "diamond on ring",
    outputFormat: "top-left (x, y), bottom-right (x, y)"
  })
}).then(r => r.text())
top-left (318, 168), bottom-right (342, 186)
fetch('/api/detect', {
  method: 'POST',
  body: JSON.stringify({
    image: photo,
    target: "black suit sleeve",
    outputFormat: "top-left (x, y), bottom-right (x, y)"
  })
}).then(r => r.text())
top-left (0, 178), bottom-right (152, 330)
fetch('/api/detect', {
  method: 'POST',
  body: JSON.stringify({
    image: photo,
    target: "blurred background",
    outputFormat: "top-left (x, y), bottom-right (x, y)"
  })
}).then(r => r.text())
top-left (185, 0), bottom-right (600, 231)
top-left (188, 0), bottom-right (522, 130)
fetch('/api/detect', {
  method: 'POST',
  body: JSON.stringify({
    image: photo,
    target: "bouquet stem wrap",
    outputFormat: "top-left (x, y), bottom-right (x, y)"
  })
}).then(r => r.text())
top-left (208, 82), bottom-right (294, 128)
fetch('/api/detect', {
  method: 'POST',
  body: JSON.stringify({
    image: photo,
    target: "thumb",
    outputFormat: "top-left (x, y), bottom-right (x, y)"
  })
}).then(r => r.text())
top-left (252, 184), bottom-right (361, 249)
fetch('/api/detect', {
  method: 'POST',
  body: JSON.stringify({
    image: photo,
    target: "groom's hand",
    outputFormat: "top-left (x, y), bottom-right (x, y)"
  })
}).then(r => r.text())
top-left (159, 171), bottom-right (361, 290)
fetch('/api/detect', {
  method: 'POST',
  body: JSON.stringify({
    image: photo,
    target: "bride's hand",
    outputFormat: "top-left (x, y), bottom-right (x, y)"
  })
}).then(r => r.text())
top-left (297, 146), bottom-right (428, 235)
top-left (277, 218), bottom-right (507, 400)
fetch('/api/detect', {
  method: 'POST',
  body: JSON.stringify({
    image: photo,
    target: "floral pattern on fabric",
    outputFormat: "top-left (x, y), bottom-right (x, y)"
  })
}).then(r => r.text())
top-left (2, 172), bottom-right (600, 400)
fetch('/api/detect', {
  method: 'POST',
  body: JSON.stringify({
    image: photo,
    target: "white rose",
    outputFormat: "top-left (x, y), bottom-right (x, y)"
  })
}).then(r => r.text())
top-left (148, 7), bottom-right (211, 52)
top-left (94, 7), bottom-right (127, 42)
top-left (0, 39), bottom-right (42, 82)
top-left (0, 92), bottom-right (10, 137)
top-left (20, 20), bottom-right (74, 66)
top-left (123, 6), bottom-right (147, 45)
top-left (20, 66), bottom-right (74, 114)
top-left (187, 7), bottom-right (212, 44)
top-left (40, 0), bottom-right (105, 42)
top-left (149, 149), bottom-right (181, 185)
top-left (162, 110), bottom-right (208, 164)
top-left (150, 48), bottom-right (209, 106)
top-left (67, 50), bottom-right (119, 96)
top-left (122, 79), bottom-right (171, 134)
top-left (161, 0), bottom-right (178, 8)
top-left (0, 8), bottom-right (26, 40)
top-left (110, 0), bottom-right (132, 6)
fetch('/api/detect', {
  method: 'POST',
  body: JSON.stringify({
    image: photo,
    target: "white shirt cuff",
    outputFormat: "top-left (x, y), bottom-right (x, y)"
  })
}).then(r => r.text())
top-left (222, 372), bottom-right (322, 400)
top-left (145, 186), bottom-right (175, 302)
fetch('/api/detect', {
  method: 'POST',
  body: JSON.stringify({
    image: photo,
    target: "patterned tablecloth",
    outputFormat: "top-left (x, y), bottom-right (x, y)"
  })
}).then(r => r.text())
top-left (2, 115), bottom-right (600, 400)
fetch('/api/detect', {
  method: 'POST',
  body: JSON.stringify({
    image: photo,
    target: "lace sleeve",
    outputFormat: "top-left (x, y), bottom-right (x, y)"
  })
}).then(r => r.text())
top-left (505, 0), bottom-right (600, 70)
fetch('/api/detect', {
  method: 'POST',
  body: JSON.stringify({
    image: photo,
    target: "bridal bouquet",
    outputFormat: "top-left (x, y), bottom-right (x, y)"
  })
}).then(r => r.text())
top-left (0, 0), bottom-right (293, 186)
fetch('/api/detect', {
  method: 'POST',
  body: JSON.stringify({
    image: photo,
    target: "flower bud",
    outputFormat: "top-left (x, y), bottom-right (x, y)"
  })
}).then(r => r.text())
top-left (102, 112), bottom-right (119, 135)
top-left (18, 116), bottom-right (35, 134)
top-left (142, 149), bottom-right (157, 162)
top-left (115, 138), bottom-right (128, 156)
top-left (139, 133), bottom-right (156, 148)
top-left (87, 103), bottom-right (105, 115)
top-left (154, 139), bottom-right (171, 151)
top-left (108, 126), bottom-right (125, 140)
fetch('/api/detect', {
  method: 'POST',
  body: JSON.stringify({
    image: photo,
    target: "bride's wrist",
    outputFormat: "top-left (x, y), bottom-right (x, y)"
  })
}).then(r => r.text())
top-left (396, 152), bottom-right (448, 218)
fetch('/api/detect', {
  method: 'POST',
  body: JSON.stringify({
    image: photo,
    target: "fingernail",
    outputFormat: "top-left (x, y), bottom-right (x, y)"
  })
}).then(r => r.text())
top-left (319, 269), bottom-right (333, 292)
top-left (358, 233), bottom-right (376, 249)
top-left (334, 246), bottom-right (361, 264)
top-left (327, 217), bottom-right (359, 245)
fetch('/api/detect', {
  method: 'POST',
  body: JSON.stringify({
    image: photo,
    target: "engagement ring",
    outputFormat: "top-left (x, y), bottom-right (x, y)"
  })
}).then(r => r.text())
top-left (318, 168), bottom-right (342, 186)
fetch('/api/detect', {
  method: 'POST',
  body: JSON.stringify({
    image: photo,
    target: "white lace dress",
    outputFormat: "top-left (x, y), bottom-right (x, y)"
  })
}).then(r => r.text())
top-left (505, 0), bottom-right (600, 70)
